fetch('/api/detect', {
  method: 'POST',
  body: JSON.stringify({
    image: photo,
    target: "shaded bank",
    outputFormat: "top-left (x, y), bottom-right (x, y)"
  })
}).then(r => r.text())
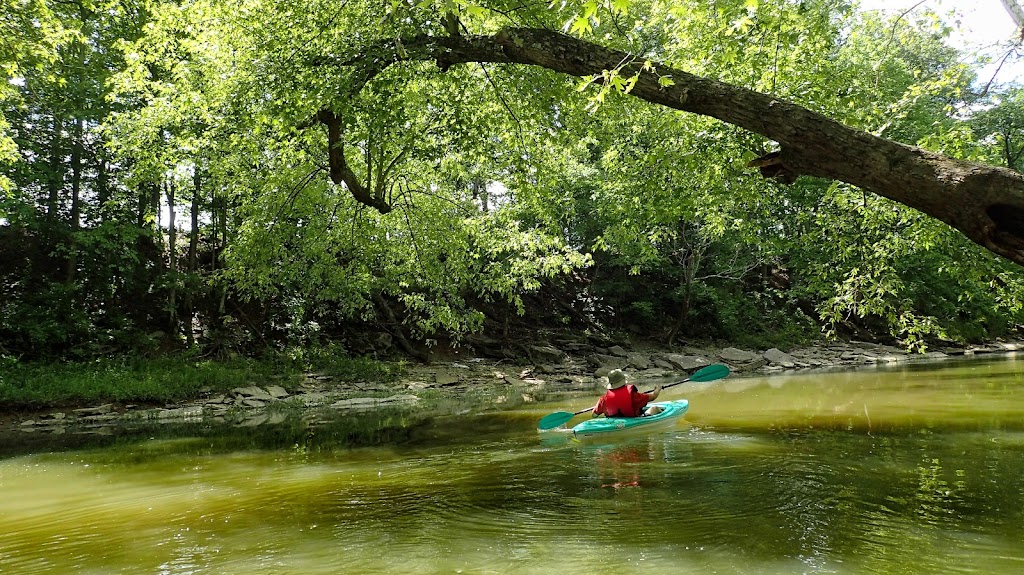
top-left (5, 337), bottom-right (1022, 436)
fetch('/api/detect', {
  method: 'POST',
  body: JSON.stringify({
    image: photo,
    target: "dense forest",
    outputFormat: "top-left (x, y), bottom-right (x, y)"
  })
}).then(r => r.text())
top-left (3, 0), bottom-right (1024, 363)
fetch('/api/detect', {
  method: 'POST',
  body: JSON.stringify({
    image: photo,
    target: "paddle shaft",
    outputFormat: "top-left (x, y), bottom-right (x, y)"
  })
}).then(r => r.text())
top-left (642, 377), bottom-right (696, 395)
top-left (650, 363), bottom-right (730, 390)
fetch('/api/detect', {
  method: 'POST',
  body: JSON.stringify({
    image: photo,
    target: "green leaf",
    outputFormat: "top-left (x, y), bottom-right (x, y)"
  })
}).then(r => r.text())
top-left (568, 15), bottom-right (593, 36)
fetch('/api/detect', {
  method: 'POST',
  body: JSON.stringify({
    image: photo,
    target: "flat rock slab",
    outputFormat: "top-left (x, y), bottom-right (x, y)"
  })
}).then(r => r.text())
top-left (528, 345), bottom-right (567, 363)
top-left (231, 386), bottom-right (274, 401)
top-left (73, 404), bottom-right (114, 416)
top-left (588, 353), bottom-right (627, 369)
top-left (763, 348), bottom-right (797, 366)
top-left (719, 347), bottom-right (760, 363)
top-left (266, 385), bottom-right (290, 399)
top-left (662, 354), bottom-right (710, 371)
top-left (433, 371), bottom-right (463, 386)
top-left (299, 392), bottom-right (330, 406)
top-left (627, 354), bottom-right (652, 369)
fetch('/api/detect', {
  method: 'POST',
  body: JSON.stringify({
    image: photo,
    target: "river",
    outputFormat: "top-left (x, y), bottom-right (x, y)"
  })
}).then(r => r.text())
top-left (1, 356), bottom-right (1023, 574)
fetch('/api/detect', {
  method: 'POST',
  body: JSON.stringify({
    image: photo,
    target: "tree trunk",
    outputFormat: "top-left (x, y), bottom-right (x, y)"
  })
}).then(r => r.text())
top-left (217, 195), bottom-right (228, 315)
top-left (97, 154), bottom-right (109, 223)
top-left (667, 244), bottom-right (701, 347)
top-left (328, 28), bottom-right (1024, 267)
top-left (46, 114), bottom-right (63, 223)
top-left (136, 184), bottom-right (145, 228)
top-left (473, 176), bottom-right (488, 212)
top-left (186, 170), bottom-right (200, 348)
top-left (95, 153), bottom-right (120, 316)
top-left (371, 292), bottom-right (431, 362)
top-left (150, 181), bottom-right (161, 231)
top-left (165, 179), bottom-right (178, 336)
top-left (64, 117), bottom-right (84, 285)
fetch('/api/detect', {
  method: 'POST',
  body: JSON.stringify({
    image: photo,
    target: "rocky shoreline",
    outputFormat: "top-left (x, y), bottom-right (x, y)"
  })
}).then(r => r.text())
top-left (8, 338), bottom-right (1023, 436)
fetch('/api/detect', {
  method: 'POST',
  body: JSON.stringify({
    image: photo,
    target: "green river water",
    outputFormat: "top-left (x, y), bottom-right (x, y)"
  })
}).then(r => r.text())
top-left (2, 356), bottom-right (1024, 574)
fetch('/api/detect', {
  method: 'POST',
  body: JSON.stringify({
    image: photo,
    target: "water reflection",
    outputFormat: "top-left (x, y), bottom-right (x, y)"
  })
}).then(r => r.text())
top-left (592, 444), bottom-right (646, 489)
top-left (2, 357), bottom-right (1024, 573)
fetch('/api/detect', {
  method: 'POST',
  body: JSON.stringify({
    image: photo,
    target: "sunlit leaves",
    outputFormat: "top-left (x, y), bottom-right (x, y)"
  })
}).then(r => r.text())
top-left (104, 0), bottom-right (601, 337)
top-left (968, 86), bottom-right (1024, 171)
top-left (1, 0), bottom-right (74, 193)
top-left (99, 0), bottom-right (1024, 347)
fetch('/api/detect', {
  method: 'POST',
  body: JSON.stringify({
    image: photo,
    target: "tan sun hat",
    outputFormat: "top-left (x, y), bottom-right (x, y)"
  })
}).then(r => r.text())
top-left (606, 369), bottom-right (627, 389)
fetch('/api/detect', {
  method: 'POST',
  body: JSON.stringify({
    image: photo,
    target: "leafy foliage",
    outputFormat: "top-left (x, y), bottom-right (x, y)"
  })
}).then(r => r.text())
top-left (1, 0), bottom-right (1023, 365)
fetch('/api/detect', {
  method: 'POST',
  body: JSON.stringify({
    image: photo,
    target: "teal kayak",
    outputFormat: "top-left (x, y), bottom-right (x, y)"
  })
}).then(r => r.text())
top-left (571, 400), bottom-right (689, 440)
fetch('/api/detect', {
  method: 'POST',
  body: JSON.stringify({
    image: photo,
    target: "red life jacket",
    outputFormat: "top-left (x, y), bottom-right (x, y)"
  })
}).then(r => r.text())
top-left (598, 384), bottom-right (645, 417)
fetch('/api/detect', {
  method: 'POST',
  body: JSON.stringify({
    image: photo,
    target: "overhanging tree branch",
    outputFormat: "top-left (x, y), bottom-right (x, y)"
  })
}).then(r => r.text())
top-left (319, 27), bottom-right (1024, 266)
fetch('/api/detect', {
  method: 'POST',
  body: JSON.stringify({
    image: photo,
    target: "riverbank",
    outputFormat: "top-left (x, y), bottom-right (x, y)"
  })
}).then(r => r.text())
top-left (5, 337), bottom-right (1024, 436)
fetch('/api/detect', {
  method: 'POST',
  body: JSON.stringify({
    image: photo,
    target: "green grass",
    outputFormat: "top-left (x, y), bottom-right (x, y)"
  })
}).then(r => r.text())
top-left (0, 353), bottom-right (407, 410)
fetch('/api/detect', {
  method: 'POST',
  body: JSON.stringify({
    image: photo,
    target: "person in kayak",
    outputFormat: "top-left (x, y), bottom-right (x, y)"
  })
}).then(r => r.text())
top-left (592, 369), bottom-right (663, 418)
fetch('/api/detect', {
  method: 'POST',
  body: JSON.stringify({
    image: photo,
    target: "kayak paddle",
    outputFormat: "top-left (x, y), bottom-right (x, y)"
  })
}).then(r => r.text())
top-left (536, 363), bottom-right (730, 431)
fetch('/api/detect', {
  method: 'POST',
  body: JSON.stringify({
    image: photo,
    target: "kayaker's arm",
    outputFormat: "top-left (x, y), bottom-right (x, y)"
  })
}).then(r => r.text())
top-left (648, 385), bottom-right (662, 401)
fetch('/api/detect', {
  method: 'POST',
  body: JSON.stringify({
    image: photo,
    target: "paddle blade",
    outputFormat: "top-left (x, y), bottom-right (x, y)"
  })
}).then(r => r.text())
top-left (689, 363), bottom-right (731, 382)
top-left (537, 411), bottom-right (576, 431)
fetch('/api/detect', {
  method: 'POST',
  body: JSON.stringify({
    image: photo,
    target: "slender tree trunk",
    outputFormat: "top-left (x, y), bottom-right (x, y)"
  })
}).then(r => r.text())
top-left (95, 154), bottom-right (117, 314)
top-left (473, 177), bottom-right (488, 212)
top-left (64, 117), bottom-right (84, 285)
top-left (150, 181), bottom-right (161, 231)
top-left (204, 193), bottom-right (229, 348)
top-left (132, 183), bottom-right (159, 327)
top-left (46, 115), bottom-right (63, 223)
top-left (215, 195), bottom-right (228, 315)
top-left (189, 172), bottom-right (199, 272)
top-left (97, 155), bottom-right (109, 223)
top-left (134, 184), bottom-right (147, 315)
top-left (136, 185), bottom-right (146, 228)
top-left (668, 261), bottom-right (697, 346)
top-left (165, 178), bottom-right (178, 336)
top-left (185, 170), bottom-right (201, 348)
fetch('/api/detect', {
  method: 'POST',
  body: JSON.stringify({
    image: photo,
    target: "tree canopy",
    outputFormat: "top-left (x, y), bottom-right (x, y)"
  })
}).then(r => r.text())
top-left (3, 0), bottom-right (1024, 359)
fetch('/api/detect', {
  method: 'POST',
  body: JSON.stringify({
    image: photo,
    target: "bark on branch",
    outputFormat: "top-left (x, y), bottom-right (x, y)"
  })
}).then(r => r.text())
top-left (317, 109), bottom-right (393, 214)
top-left (321, 27), bottom-right (1024, 266)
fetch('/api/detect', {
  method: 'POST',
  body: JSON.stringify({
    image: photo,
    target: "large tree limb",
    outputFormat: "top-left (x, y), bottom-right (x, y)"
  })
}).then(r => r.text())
top-left (324, 28), bottom-right (1024, 266)
top-left (1001, 0), bottom-right (1024, 36)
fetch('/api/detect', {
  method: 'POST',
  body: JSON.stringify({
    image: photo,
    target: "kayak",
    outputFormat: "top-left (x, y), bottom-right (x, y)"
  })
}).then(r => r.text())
top-left (571, 400), bottom-right (689, 441)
